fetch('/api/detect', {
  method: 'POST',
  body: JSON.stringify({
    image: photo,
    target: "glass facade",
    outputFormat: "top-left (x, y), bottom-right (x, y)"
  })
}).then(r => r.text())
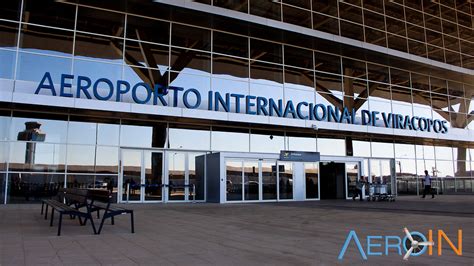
top-left (199, 0), bottom-right (474, 69)
top-left (0, 0), bottom-right (472, 203)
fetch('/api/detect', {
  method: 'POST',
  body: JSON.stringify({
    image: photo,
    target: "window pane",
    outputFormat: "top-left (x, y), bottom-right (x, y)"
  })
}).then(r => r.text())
top-left (126, 15), bottom-right (169, 45)
top-left (22, 0), bottom-right (76, 29)
top-left (168, 125), bottom-right (211, 150)
top-left (97, 123), bottom-right (120, 146)
top-left (67, 144), bottom-right (95, 173)
top-left (282, 4), bottom-right (311, 28)
top-left (0, 0), bottom-right (21, 21)
top-left (226, 161), bottom-right (242, 201)
top-left (250, 130), bottom-right (284, 153)
top-left (120, 122), bottom-right (167, 148)
top-left (11, 115), bottom-right (67, 143)
top-left (76, 6), bottom-right (125, 37)
top-left (9, 142), bottom-right (66, 172)
top-left (172, 24), bottom-right (211, 51)
top-left (0, 49), bottom-right (16, 81)
top-left (213, 32), bottom-right (248, 58)
top-left (250, 0), bottom-right (281, 20)
top-left (7, 173), bottom-right (64, 203)
top-left (212, 127), bottom-right (249, 152)
top-left (0, 20), bottom-right (19, 49)
top-left (19, 25), bottom-right (74, 57)
top-left (74, 33), bottom-right (124, 63)
top-left (67, 121), bottom-right (97, 145)
top-left (305, 163), bottom-right (319, 199)
top-left (318, 138), bottom-right (345, 156)
top-left (250, 39), bottom-right (282, 64)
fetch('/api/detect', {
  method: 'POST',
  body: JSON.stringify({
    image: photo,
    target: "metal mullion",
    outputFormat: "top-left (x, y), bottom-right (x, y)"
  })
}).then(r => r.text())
top-left (140, 150), bottom-right (145, 202)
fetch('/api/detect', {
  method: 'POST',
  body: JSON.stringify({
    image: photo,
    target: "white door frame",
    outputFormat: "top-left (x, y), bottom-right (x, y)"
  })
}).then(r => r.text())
top-left (119, 148), bottom-right (164, 203)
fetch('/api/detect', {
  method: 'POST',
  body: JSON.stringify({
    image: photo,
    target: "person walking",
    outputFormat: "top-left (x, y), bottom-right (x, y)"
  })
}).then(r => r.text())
top-left (422, 170), bottom-right (435, 199)
top-left (353, 176), bottom-right (365, 201)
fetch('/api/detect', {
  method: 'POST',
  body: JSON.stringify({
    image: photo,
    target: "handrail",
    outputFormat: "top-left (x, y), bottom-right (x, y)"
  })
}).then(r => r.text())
top-left (125, 183), bottom-right (196, 203)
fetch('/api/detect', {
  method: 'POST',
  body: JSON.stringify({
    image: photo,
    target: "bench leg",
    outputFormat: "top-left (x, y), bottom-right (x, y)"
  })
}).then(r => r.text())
top-left (89, 214), bottom-right (97, 235)
top-left (41, 202), bottom-right (44, 215)
top-left (111, 216), bottom-right (114, 225)
top-left (57, 214), bottom-right (63, 236)
top-left (97, 210), bottom-right (100, 219)
top-left (44, 205), bottom-right (49, 220)
top-left (50, 209), bottom-right (55, 227)
top-left (130, 212), bottom-right (135, 234)
top-left (98, 217), bottom-right (106, 235)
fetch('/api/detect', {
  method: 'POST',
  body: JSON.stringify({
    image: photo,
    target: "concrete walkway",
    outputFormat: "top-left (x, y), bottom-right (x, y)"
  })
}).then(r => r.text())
top-left (0, 195), bottom-right (472, 265)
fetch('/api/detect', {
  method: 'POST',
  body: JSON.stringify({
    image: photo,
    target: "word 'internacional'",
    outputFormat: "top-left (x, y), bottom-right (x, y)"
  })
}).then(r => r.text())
top-left (34, 72), bottom-right (449, 134)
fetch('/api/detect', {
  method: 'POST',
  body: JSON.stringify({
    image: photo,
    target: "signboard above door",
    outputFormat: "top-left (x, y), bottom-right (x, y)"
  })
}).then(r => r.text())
top-left (279, 151), bottom-right (320, 162)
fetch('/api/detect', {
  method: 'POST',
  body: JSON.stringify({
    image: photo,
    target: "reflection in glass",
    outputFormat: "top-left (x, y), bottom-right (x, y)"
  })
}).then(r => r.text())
top-left (283, 4), bottom-right (311, 28)
top-left (125, 40), bottom-right (169, 71)
top-left (261, 161), bottom-right (277, 200)
top-left (9, 142), bottom-right (66, 172)
top-left (22, 0), bottom-right (76, 29)
top-left (226, 161), bottom-right (242, 201)
top-left (316, 12), bottom-right (341, 34)
top-left (0, 49), bottom-right (15, 81)
top-left (73, 60), bottom-right (123, 99)
top-left (67, 121), bottom-right (97, 145)
top-left (213, 31), bottom-right (248, 58)
top-left (0, 0), bottom-right (21, 21)
top-left (66, 145), bottom-right (95, 173)
top-left (244, 161), bottom-right (259, 200)
top-left (0, 142), bottom-right (7, 171)
top-left (97, 123), bottom-right (120, 146)
top-left (213, 55), bottom-right (249, 79)
top-left (7, 173), bottom-right (64, 203)
top-left (305, 163), bottom-right (318, 199)
top-left (10, 115), bottom-right (68, 143)
top-left (144, 151), bottom-right (163, 201)
top-left (0, 173), bottom-right (4, 204)
top-left (16, 52), bottom-right (72, 90)
top-left (126, 15), bottom-right (169, 45)
top-left (250, 60), bottom-right (283, 85)
top-left (75, 33), bottom-right (124, 63)
top-left (121, 124), bottom-right (153, 148)
top-left (279, 162), bottom-right (293, 199)
top-left (168, 152), bottom-right (185, 200)
top-left (121, 149), bottom-right (141, 201)
top-left (346, 162), bottom-right (359, 198)
top-left (172, 24), bottom-right (211, 51)
top-left (76, 6), bottom-right (125, 37)
top-left (189, 152), bottom-right (205, 201)
top-left (287, 134), bottom-right (317, 152)
top-left (318, 138), bottom-right (345, 156)
top-left (168, 126), bottom-right (211, 150)
top-left (371, 141), bottom-right (394, 158)
top-left (19, 25), bottom-right (74, 57)
top-left (170, 48), bottom-right (211, 75)
top-left (211, 127), bottom-right (249, 152)
top-left (250, 39), bottom-right (282, 64)
top-left (95, 146), bottom-right (118, 174)
top-left (396, 159), bottom-right (417, 195)
top-left (250, 0), bottom-right (281, 20)
top-left (250, 130), bottom-right (284, 153)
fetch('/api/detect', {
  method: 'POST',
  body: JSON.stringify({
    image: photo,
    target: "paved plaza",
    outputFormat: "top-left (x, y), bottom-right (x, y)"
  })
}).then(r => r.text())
top-left (0, 195), bottom-right (472, 265)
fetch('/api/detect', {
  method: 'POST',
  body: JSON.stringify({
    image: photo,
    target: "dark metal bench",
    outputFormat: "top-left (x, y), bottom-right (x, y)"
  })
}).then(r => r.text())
top-left (87, 189), bottom-right (134, 234)
top-left (41, 188), bottom-right (97, 236)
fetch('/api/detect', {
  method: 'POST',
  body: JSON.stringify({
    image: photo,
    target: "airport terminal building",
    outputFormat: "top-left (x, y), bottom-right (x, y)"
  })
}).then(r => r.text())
top-left (0, 0), bottom-right (473, 204)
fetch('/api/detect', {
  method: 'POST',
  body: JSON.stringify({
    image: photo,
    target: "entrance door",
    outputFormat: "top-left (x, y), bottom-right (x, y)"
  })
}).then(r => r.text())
top-left (120, 149), bottom-right (163, 203)
top-left (319, 162), bottom-right (346, 199)
top-left (166, 151), bottom-right (206, 202)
